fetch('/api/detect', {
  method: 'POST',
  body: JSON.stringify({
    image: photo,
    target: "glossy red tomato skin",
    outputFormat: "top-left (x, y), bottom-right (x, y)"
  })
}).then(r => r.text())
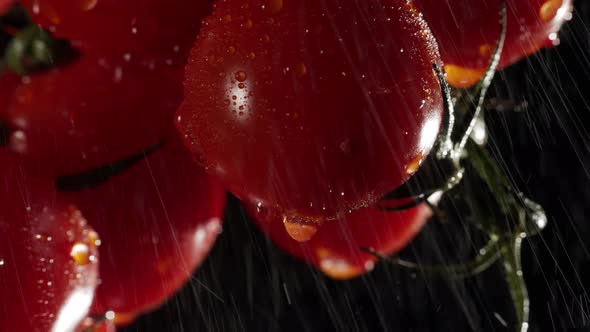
top-left (0, 53), bottom-right (183, 176)
top-left (60, 137), bottom-right (226, 322)
top-left (177, 0), bottom-right (443, 222)
top-left (414, 0), bottom-right (574, 87)
top-left (248, 202), bottom-right (431, 279)
top-left (20, 0), bottom-right (211, 64)
top-left (0, 151), bottom-right (99, 332)
top-left (0, 0), bottom-right (13, 14)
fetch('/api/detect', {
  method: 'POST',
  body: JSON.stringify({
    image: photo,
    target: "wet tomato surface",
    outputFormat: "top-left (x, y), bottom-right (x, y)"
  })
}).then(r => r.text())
top-left (177, 0), bottom-right (444, 223)
top-left (0, 151), bottom-right (100, 331)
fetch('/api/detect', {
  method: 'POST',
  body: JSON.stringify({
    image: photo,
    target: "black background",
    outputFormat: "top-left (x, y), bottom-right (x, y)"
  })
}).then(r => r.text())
top-left (123, 2), bottom-right (590, 331)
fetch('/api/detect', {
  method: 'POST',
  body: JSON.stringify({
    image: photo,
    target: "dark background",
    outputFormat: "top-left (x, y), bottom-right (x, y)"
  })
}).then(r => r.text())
top-left (123, 2), bottom-right (590, 331)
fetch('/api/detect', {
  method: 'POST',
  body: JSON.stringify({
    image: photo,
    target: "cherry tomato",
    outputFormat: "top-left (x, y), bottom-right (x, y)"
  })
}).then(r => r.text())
top-left (176, 0), bottom-right (444, 223)
top-left (247, 202), bottom-right (431, 279)
top-left (0, 52), bottom-right (183, 175)
top-left (0, 151), bottom-right (100, 331)
top-left (414, 0), bottom-right (574, 88)
top-left (20, 0), bottom-right (212, 63)
top-left (60, 137), bottom-right (226, 323)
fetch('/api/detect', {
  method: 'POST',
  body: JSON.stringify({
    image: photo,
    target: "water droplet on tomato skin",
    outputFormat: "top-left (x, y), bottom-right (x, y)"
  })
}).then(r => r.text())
top-left (539, 0), bottom-right (563, 22)
top-left (247, 201), bottom-right (432, 280)
top-left (71, 242), bottom-right (92, 266)
top-left (317, 248), bottom-right (366, 280)
top-left (283, 215), bottom-right (319, 243)
top-left (235, 70), bottom-right (248, 82)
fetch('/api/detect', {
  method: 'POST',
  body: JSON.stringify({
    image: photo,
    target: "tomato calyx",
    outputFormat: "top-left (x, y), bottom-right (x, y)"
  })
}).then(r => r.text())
top-left (56, 142), bottom-right (163, 192)
top-left (5, 24), bottom-right (79, 74)
top-left (0, 4), bottom-right (79, 75)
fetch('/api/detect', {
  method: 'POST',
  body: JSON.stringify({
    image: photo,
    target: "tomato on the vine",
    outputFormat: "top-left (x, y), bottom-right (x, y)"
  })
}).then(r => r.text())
top-left (248, 202), bottom-right (431, 279)
top-left (0, 52), bottom-right (183, 175)
top-left (177, 0), bottom-right (444, 223)
top-left (0, 151), bottom-right (99, 332)
top-left (60, 137), bottom-right (226, 323)
top-left (414, 0), bottom-right (574, 87)
top-left (20, 0), bottom-right (212, 63)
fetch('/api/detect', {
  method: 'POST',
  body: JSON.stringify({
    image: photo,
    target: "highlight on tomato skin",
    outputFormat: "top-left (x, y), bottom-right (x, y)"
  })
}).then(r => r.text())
top-left (0, 151), bottom-right (100, 332)
top-left (20, 0), bottom-right (213, 63)
top-left (247, 202), bottom-right (432, 280)
top-left (414, 0), bottom-right (574, 88)
top-left (177, 0), bottom-right (444, 224)
top-left (0, 52), bottom-right (184, 176)
top-left (60, 136), bottom-right (226, 324)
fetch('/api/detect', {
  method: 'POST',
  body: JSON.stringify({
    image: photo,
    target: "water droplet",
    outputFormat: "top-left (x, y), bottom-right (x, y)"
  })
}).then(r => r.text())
top-left (316, 248), bottom-right (364, 279)
top-left (539, 0), bottom-right (562, 22)
top-left (404, 151), bottom-right (424, 175)
top-left (235, 71), bottom-right (248, 82)
top-left (283, 216), bottom-right (318, 242)
top-left (70, 242), bottom-right (91, 266)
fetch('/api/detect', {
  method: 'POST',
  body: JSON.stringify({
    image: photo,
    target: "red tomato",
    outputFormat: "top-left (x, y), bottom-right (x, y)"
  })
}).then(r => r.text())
top-left (0, 151), bottom-right (100, 331)
top-left (248, 202), bottom-right (431, 279)
top-left (176, 0), bottom-right (444, 223)
top-left (414, 0), bottom-right (574, 87)
top-left (0, 52), bottom-right (183, 175)
top-left (20, 0), bottom-right (212, 64)
top-left (60, 137), bottom-right (226, 323)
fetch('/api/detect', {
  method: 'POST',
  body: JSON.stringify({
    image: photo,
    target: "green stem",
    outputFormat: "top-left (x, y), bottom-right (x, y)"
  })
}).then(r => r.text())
top-left (500, 233), bottom-right (530, 332)
top-left (363, 236), bottom-right (502, 279)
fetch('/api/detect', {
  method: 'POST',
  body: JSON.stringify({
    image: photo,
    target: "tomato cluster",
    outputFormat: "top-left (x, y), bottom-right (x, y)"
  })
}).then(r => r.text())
top-left (0, 0), bottom-right (573, 329)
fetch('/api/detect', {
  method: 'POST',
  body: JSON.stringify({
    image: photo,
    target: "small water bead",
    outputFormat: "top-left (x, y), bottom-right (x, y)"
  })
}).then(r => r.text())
top-left (235, 71), bottom-right (248, 82)
top-left (70, 242), bottom-right (91, 266)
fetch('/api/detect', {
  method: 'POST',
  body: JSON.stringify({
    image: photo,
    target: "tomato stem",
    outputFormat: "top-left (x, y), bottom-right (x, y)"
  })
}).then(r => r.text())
top-left (453, 1), bottom-right (507, 157)
top-left (363, 236), bottom-right (502, 279)
top-left (500, 233), bottom-right (530, 332)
